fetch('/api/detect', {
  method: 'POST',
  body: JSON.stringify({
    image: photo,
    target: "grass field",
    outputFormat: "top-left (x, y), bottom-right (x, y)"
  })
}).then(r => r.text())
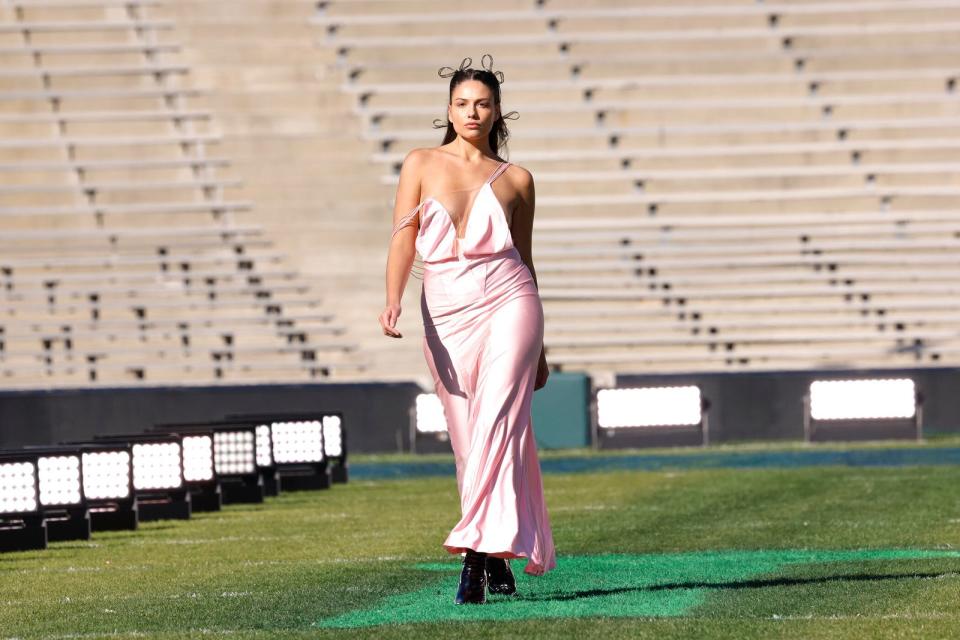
top-left (4, 437), bottom-right (960, 639)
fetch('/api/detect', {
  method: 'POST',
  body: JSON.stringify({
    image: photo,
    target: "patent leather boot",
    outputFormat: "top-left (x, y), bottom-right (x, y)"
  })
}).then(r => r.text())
top-left (454, 549), bottom-right (487, 605)
top-left (485, 556), bottom-right (517, 596)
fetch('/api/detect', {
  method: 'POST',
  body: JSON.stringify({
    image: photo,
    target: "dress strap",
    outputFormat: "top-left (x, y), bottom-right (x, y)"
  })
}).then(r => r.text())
top-left (391, 201), bottom-right (423, 239)
top-left (485, 160), bottom-right (510, 185)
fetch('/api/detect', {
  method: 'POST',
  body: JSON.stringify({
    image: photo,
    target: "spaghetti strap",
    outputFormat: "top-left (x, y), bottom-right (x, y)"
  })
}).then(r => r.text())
top-left (486, 160), bottom-right (510, 185)
top-left (391, 202), bottom-right (425, 280)
top-left (391, 202), bottom-right (423, 239)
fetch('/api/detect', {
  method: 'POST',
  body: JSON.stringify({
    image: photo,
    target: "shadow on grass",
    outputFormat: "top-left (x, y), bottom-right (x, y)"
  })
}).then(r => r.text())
top-left (510, 571), bottom-right (953, 603)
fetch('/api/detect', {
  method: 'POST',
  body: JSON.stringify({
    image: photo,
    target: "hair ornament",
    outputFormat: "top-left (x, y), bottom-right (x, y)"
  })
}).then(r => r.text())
top-left (436, 53), bottom-right (506, 84)
top-left (437, 56), bottom-right (473, 79)
top-left (479, 53), bottom-right (505, 84)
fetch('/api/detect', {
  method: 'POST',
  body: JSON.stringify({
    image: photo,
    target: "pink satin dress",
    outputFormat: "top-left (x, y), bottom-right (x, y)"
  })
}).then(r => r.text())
top-left (392, 159), bottom-right (557, 576)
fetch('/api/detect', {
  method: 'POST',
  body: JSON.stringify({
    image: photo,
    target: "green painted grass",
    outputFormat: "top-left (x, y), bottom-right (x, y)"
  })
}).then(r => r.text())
top-left (3, 443), bottom-right (960, 639)
top-left (319, 548), bottom-right (960, 629)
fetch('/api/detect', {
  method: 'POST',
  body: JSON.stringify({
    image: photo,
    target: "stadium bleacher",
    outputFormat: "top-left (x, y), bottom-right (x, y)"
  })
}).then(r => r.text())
top-left (0, 0), bottom-right (363, 388)
top-left (2, 0), bottom-right (960, 386)
top-left (315, 0), bottom-right (960, 377)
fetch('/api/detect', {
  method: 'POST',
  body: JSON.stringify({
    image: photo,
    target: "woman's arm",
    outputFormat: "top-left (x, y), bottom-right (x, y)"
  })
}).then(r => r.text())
top-left (380, 149), bottom-right (426, 338)
top-left (509, 168), bottom-right (550, 390)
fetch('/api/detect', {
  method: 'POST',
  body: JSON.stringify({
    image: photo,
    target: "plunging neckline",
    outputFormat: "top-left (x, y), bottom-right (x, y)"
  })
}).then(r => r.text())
top-left (421, 182), bottom-right (510, 241)
top-left (416, 160), bottom-right (510, 241)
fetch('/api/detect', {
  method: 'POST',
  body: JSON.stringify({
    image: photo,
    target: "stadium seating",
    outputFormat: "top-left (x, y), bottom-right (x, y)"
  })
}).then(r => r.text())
top-left (3, 0), bottom-right (960, 386)
top-left (0, 0), bottom-right (362, 387)
top-left (313, 0), bottom-right (960, 376)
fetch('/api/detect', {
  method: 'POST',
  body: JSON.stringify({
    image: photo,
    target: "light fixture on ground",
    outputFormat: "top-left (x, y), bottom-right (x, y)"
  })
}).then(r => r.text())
top-left (321, 414), bottom-right (348, 483)
top-left (255, 422), bottom-right (279, 495)
top-left (87, 434), bottom-right (191, 521)
top-left (595, 385), bottom-right (710, 448)
top-left (226, 412), bottom-right (338, 490)
top-left (77, 442), bottom-right (137, 531)
top-left (151, 421), bottom-right (266, 503)
top-left (412, 393), bottom-right (451, 454)
top-left (0, 453), bottom-right (46, 552)
top-left (804, 378), bottom-right (921, 442)
top-left (178, 433), bottom-right (221, 510)
top-left (22, 446), bottom-right (90, 541)
top-left (37, 442), bottom-right (140, 532)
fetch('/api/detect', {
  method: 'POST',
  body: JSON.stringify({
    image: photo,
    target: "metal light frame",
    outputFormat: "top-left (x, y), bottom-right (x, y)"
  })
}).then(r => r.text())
top-left (803, 378), bottom-right (923, 442)
top-left (593, 384), bottom-right (711, 449)
top-left (151, 421), bottom-right (267, 504)
top-left (86, 434), bottom-right (192, 522)
top-left (225, 412), bottom-right (342, 489)
top-left (0, 452), bottom-right (46, 552)
top-left (21, 445), bottom-right (91, 542)
top-left (410, 392), bottom-right (453, 455)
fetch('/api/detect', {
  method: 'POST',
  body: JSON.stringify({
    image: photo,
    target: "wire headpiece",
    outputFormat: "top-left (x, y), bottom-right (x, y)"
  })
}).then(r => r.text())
top-left (437, 54), bottom-right (505, 84)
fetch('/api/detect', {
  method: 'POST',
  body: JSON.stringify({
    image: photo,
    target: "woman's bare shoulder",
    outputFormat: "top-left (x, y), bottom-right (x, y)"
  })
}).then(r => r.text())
top-left (401, 147), bottom-right (435, 169)
top-left (503, 162), bottom-right (534, 196)
top-left (400, 147), bottom-right (447, 179)
top-left (506, 161), bottom-right (531, 176)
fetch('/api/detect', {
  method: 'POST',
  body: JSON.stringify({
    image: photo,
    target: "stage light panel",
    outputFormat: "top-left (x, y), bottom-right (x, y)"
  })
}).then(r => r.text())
top-left (213, 430), bottom-right (256, 475)
top-left (0, 460), bottom-right (38, 515)
top-left (255, 424), bottom-right (273, 467)
top-left (181, 435), bottom-right (214, 483)
top-left (416, 393), bottom-right (447, 433)
top-left (37, 455), bottom-right (82, 507)
top-left (81, 450), bottom-right (131, 501)
top-left (270, 420), bottom-right (324, 464)
top-left (810, 378), bottom-right (916, 421)
top-left (131, 442), bottom-right (182, 491)
top-left (597, 386), bottom-right (702, 428)
top-left (322, 415), bottom-right (343, 459)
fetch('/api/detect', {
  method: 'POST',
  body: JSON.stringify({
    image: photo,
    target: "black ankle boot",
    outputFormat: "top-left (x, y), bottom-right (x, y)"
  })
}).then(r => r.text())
top-left (485, 556), bottom-right (517, 596)
top-left (454, 549), bottom-right (487, 605)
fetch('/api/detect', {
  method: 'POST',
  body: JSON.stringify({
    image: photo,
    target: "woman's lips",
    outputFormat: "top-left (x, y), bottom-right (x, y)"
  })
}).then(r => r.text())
top-left (466, 123), bottom-right (480, 128)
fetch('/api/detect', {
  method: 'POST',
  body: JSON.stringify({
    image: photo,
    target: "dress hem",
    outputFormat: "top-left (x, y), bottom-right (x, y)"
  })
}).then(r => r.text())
top-left (442, 543), bottom-right (554, 576)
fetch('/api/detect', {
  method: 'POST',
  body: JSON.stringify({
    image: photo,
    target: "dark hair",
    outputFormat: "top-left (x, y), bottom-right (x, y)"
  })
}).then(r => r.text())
top-left (432, 55), bottom-right (519, 157)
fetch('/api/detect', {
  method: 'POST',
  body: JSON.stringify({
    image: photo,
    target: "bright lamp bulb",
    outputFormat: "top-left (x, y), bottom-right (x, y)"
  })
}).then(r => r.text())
top-left (38, 455), bottom-right (82, 506)
top-left (416, 394), bottom-right (447, 433)
top-left (82, 451), bottom-right (131, 500)
top-left (182, 435), bottom-right (214, 482)
top-left (0, 461), bottom-right (38, 514)
top-left (322, 416), bottom-right (343, 458)
top-left (271, 421), bottom-right (324, 464)
top-left (255, 425), bottom-right (273, 467)
top-left (131, 442), bottom-right (182, 491)
top-left (597, 386), bottom-right (702, 428)
top-left (810, 378), bottom-right (916, 420)
top-left (214, 431), bottom-right (256, 475)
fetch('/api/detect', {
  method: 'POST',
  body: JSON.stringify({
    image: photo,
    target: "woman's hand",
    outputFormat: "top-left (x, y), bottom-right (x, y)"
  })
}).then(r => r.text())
top-left (379, 303), bottom-right (402, 338)
top-left (534, 346), bottom-right (549, 390)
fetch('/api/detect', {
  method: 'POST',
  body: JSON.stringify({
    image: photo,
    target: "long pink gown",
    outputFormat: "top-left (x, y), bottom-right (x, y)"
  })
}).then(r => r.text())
top-left (391, 160), bottom-right (557, 576)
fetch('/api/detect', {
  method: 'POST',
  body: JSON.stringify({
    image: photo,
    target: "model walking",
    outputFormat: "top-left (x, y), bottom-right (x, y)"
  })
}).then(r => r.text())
top-left (379, 54), bottom-right (557, 604)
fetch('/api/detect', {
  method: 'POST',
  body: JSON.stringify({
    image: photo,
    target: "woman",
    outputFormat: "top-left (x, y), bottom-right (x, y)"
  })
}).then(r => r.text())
top-left (378, 54), bottom-right (557, 604)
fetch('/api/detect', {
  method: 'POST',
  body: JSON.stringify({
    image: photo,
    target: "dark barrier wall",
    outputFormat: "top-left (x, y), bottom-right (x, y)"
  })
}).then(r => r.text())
top-left (616, 367), bottom-right (960, 441)
top-left (2, 368), bottom-right (958, 453)
top-left (0, 382), bottom-right (422, 453)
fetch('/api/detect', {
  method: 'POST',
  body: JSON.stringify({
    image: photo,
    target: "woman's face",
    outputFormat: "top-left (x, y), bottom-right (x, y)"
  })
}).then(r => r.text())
top-left (447, 79), bottom-right (500, 141)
